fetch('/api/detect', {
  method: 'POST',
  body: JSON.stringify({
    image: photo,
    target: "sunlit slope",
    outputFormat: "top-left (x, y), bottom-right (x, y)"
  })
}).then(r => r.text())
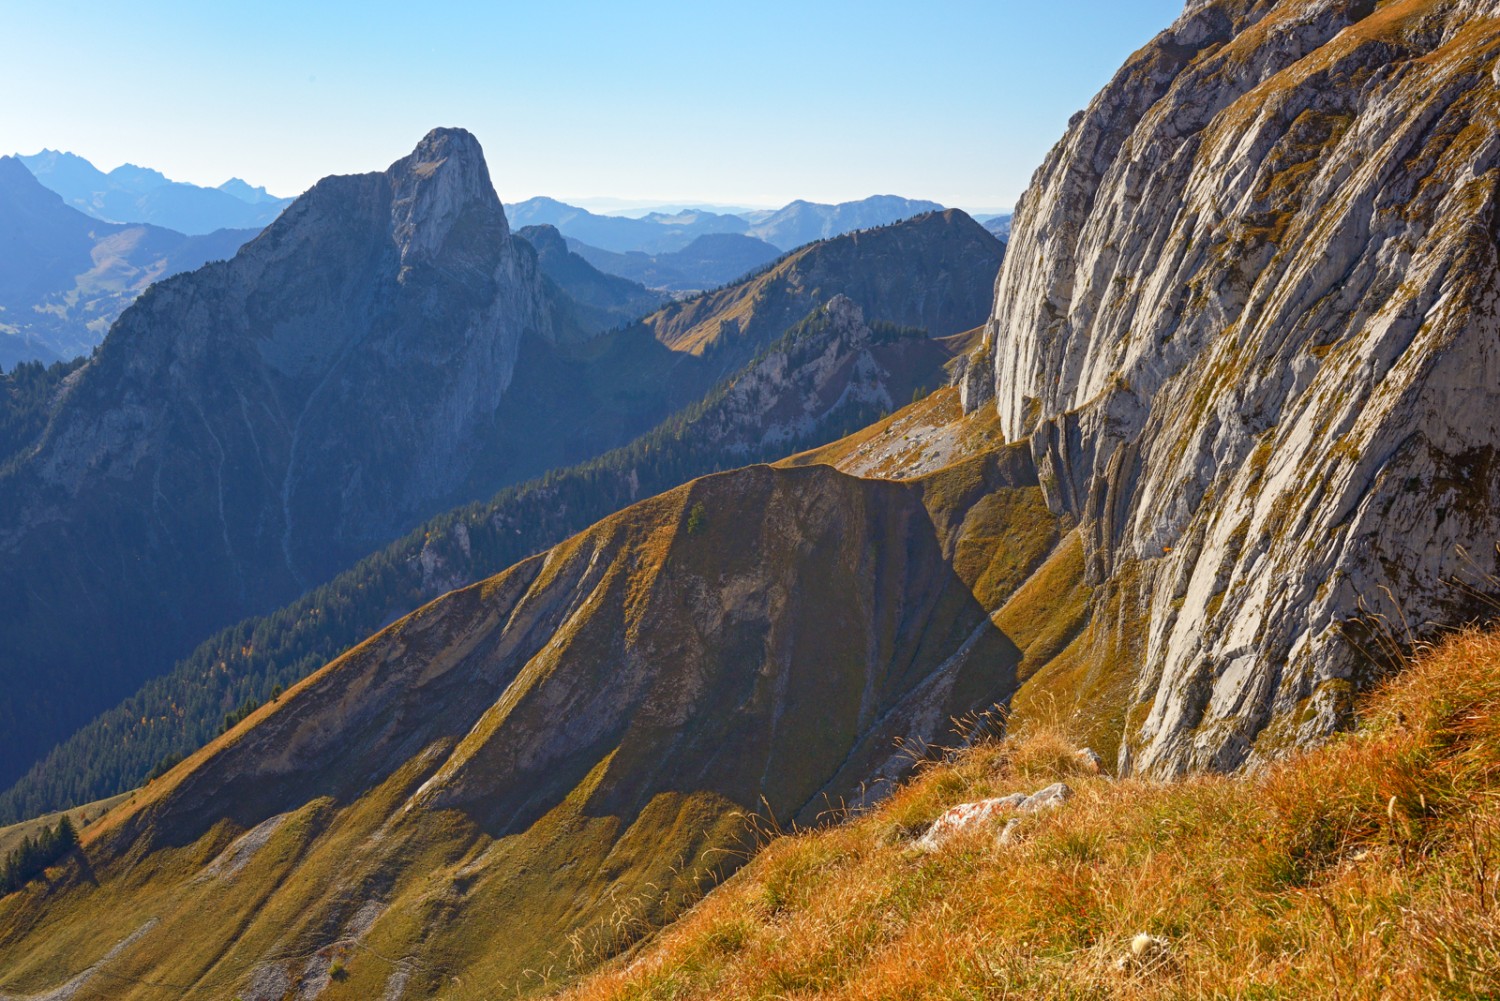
top-left (0, 451), bottom-right (1071, 999)
top-left (553, 623), bottom-right (1500, 1001)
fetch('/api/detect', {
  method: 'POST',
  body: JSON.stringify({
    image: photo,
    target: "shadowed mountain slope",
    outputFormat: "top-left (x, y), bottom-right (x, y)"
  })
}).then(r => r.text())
top-left (644, 209), bottom-right (1004, 356)
top-left (516, 224), bottom-right (666, 332)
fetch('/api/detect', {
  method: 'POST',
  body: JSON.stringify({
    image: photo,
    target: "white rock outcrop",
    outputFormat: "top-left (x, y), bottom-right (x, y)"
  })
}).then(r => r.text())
top-left (975, 0), bottom-right (1500, 774)
top-left (915, 782), bottom-right (1074, 850)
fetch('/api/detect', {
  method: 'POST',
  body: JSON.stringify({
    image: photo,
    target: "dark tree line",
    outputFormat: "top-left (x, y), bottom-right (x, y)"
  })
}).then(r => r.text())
top-left (2, 815), bottom-right (78, 894)
top-left (0, 356), bottom-right (86, 471)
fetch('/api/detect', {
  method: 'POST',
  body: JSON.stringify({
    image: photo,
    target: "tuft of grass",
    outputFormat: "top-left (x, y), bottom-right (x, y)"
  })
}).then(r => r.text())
top-left (553, 625), bottom-right (1500, 1001)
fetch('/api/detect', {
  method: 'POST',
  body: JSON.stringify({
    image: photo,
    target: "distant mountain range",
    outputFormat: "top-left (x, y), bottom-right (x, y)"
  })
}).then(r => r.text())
top-left (979, 214), bottom-right (1012, 241)
top-left (743, 194), bottom-right (946, 250)
top-left (506, 197), bottom-right (749, 255)
top-left (17, 150), bottom-right (293, 234)
top-left (0, 156), bottom-right (256, 368)
top-left (507, 194), bottom-right (947, 257)
top-left (567, 231), bottom-right (784, 291)
top-left (5, 150), bottom-right (972, 357)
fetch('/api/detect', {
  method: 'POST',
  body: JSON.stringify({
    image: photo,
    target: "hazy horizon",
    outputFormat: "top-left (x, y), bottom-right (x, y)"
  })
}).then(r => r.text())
top-left (6, 1), bottom-right (1184, 211)
top-left (14, 147), bottom-right (1019, 216)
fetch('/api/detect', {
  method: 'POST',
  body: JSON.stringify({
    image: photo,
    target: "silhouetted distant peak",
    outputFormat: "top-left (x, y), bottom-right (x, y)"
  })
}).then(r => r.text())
top-left (217, 178), bottom-right (281, 204)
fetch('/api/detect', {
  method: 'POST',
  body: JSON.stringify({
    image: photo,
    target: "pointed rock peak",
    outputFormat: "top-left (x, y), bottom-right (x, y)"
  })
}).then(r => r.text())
top-left (823, 293), bottom-right (866, 328)
top-left (810, 294), bottom-right (873, 349)
top-left (387, 127), bottom-right (507, 268)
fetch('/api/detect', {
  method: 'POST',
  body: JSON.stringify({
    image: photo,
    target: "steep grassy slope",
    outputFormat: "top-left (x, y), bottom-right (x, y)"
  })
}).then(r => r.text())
top-left (553, 623), bottom-right (1500, 1001)
top-left (0, 451), bottom-right (1069, 999)
top-left (0, 793), bottom-right (125, 864)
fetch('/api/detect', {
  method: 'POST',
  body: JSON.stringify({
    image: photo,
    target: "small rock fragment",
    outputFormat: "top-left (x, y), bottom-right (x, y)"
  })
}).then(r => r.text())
top-left (1076, 747), bottom-right (1104, 772)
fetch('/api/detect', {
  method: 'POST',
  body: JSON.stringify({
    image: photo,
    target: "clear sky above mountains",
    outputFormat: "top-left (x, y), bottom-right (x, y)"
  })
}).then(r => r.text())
top-left (6, 0), bottom-right (1184, 212)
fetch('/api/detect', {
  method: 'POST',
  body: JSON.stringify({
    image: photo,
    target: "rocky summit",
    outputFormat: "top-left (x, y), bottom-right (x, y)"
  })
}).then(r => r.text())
top-left (0, 128), bottom-right (554, 785)
top-left (968, 0), bottom-right (1500, 774)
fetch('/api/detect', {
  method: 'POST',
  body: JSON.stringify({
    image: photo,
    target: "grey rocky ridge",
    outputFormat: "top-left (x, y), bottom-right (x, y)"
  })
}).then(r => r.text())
top-left (0, 127), bottom-right (556, 784)
top-left (966, 0), bottom-right (1500, 774)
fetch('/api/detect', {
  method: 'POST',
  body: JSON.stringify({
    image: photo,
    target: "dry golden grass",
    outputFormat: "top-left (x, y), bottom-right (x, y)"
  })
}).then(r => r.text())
top-left (552, 627), bottom-right (1500, 1000)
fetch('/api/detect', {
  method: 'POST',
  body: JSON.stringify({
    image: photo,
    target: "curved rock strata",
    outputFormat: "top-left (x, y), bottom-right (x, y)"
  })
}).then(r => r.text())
top-left (977, 0), bottom-right (1500, 773)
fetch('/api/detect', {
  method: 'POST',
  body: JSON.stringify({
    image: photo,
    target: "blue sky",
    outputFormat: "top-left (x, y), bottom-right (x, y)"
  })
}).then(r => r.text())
top-left (5, 1), bottom-right (1184, 212)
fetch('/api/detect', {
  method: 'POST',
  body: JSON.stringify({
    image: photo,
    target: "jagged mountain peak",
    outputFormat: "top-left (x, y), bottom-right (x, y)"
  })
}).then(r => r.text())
top-left (386, 126), bottom-right (506, 270)
top-left (821, 291), bottom-right (865, 328)
top-left (0, 154), bottom-right (37, 184)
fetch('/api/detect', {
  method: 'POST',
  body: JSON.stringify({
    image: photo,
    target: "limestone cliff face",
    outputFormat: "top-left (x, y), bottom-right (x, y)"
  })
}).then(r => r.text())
top-left (975, 0), bottom-right (1500, 774)
top-left (0, 128), bottom-right (553, 785)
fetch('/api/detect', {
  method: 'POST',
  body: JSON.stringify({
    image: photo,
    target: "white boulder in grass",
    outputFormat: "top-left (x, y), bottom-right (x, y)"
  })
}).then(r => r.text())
top-left (914, 793), bottom-right (1027, 850)
top-left (1114, 933), bottom-right (1171, 972)
top-left (914, 783), bottom-right (1073, 851)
